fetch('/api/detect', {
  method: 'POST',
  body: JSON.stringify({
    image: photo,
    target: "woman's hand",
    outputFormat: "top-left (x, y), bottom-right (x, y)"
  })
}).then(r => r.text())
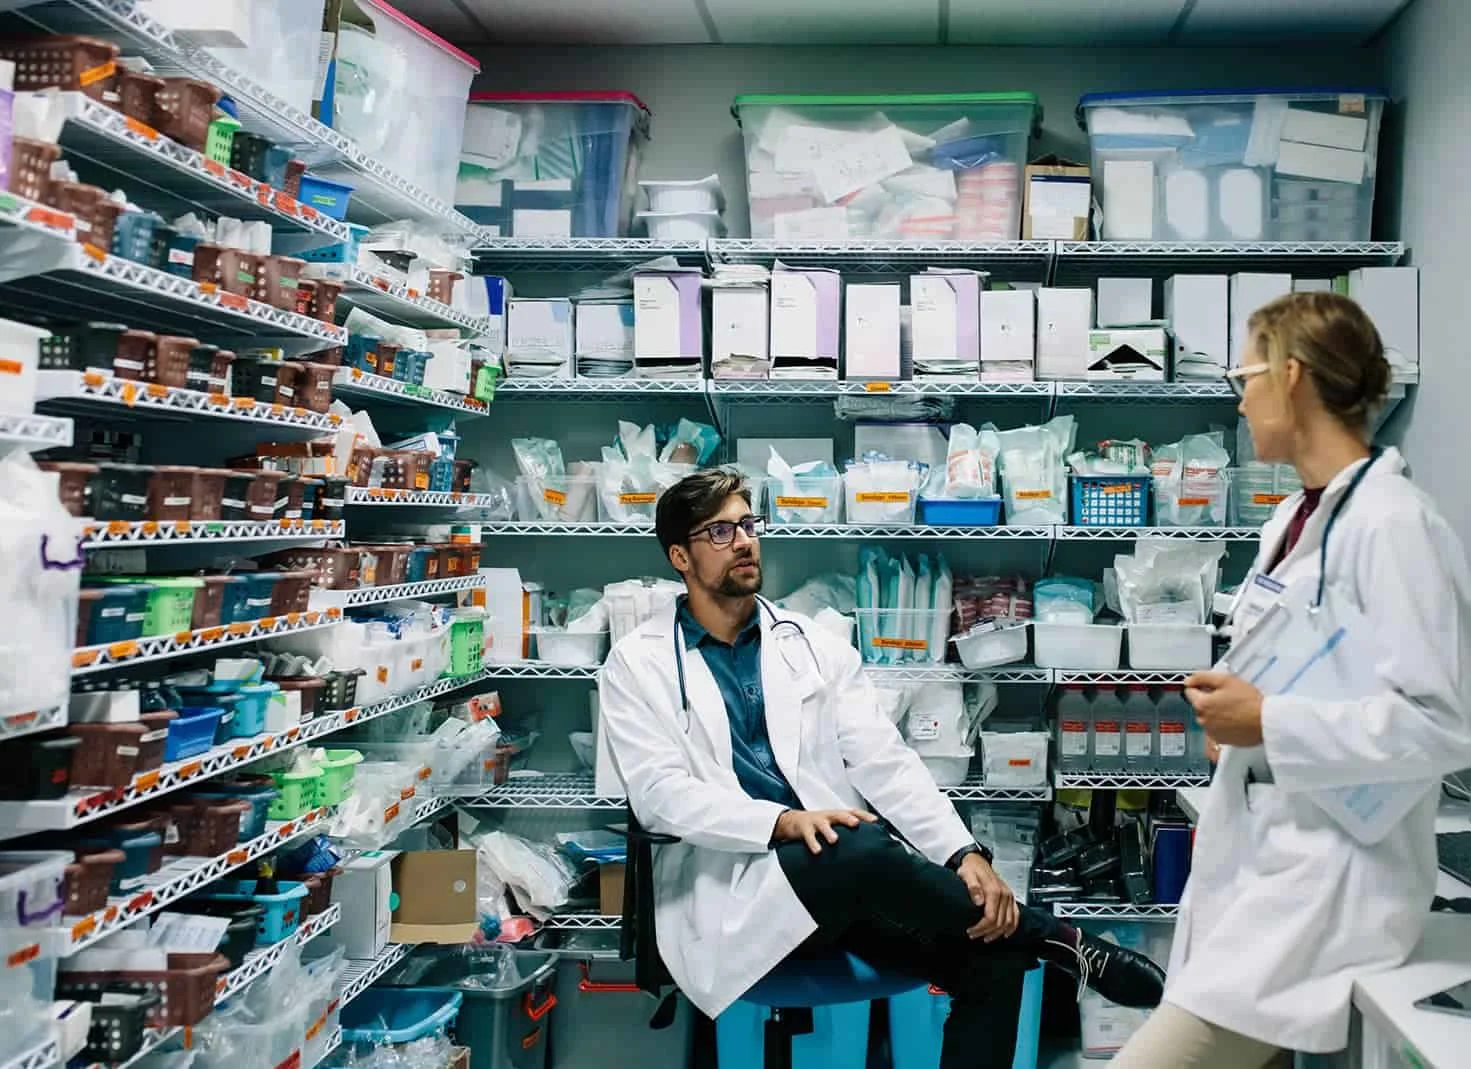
top-left (1185, 671), bottom-right (1265, 748)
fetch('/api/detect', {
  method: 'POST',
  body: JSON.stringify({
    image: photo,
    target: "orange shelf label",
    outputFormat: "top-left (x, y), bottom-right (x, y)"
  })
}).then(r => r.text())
top-left (232, 745), bottom-right (251, 759)
top-left (227, 622), bottom-right (253, 636)
top-left (418, 766), bottom-right (432, 781)
top-left (411, 658), bottom-right (423, 671)
top-left (82, 371), bottom-right (105, 387)
top-left (401, 786), bottom-right (416, 801)
top-left (27, 205), bottom-right (73, 230)
top-left (863, 382), bottom-right (893, 393)
top-left (227, 849), bottom-right (248, 865)
top-left (543, 488), bottom-right (567, 506)
top-left (124, 117), bottom-right (159, 139)
top-left (231, 397), bottom-right (256, 409)
top-left (345, 708), bottom-right (360, 722)
top-left (135, 770), bottom-right (160, 792)
top-left (301, 205), bottom-right (318, 220)
top-left (119, 381), bottom-right (138, 407)
top-left (179, 761), bottom-right (203, 779)
top-left (285, 612), bottom-right (301, 626)
top-left (618, 492), bottom-right (657, 505)
top-left (384, 802), bottom-right (401, 823)
top-left (198, 281), bottom-right (218, 295)
top-left (71, 916), bottom-right (97, 940)
top-left (145, 383), bottom-right (168, 398)
top-left (285, 726), bottom-right (301, 740)
top-left (82, 243), bottom-right (107, 262)
top-left (274, 192), bottom-right (296, 215)
top-left (104, 905), bottom-right (119, 922)
top-left (6, 943), bottom-right (39, 968)
top-left (1176, 497), bottom-right (1211, 507)
top-left (873, 637), bottom-right (928, 651)
top-left (203, 159), bottom-right (226, 177)
top-left (279, 822), bottom-right (296, 837)
top-left (72, 650), bottom-right (99, 668)
top-left (774, 496), bottom-right (827, 509)
top-left (1252, 493), bottom-right (1288, 506)
top-left (78, 59), bottom-right (116, 86)
top-left (219, 292), bottom-right (249, 311)
top-left (227, 169), bottom-right (252, 188)
top-left (140, 521), bottom-right (160, 536)
top-left (173, 629), bottom-right (193, 644)
top-left (207, 392), bottom-right (229, 406)
top-left (199, 627), bottom-right (224, 642)
top-left (106, 520), bottom-right (130, 535)
top-left (107, 640), bottom-right (139, 659)
top-left (260, 616), bottom-right (279, 629)
top-left (855, 492), bottom-right (910, 503)
top-left (1014, 490), bottom-right (1053, 501)
top-left (128, 891), bottom-right (154, 911)
top-left (376, 666), bottom-right (389, 684)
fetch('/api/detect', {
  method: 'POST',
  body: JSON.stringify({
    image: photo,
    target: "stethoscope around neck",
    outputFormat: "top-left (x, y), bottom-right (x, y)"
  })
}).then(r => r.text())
top-left (1311, 447), bottom-right (1382, 612)
top-left (672, 595), bottom-right (819, 729)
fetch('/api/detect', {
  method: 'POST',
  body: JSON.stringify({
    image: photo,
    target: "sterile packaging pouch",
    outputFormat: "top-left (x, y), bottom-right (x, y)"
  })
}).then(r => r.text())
top-left (903, 683), bottom-right (970, 756)
top-left (1150, 433), bottom-right (1230, 527)
top-left (767, 448), bottom-right (842, 525)
top-left (844, 458), bottom-right (923, 525)
top-left (980, 730), bottom-right (1049, 787)
top-left (996, 415), bottom-right (1075, 525)
top-left (0, 455), bottom-right (83, 718)
top-left (932, 422), bottom-right (1000, 499)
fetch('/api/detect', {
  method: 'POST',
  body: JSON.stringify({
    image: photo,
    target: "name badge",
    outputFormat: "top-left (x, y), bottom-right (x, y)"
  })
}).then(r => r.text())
top-left (1233, 572), bottom-right (1286, 637)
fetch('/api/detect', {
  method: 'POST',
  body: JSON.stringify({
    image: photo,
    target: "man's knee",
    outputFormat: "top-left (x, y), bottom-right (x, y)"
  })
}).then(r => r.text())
top-left (778, 820), bottom-right (901, 879)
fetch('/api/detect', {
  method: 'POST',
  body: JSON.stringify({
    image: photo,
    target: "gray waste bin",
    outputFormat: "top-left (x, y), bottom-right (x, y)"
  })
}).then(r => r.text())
top-left (535, 931), bottom-right (695, 1069)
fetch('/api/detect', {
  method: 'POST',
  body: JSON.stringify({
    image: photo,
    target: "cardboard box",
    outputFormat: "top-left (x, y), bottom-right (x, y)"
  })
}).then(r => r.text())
top-left (633, 269), bottom-right (704, 372)
top-left (1024, 159), bottom-right (1090, 240)
top-left (712, 287), bottom-right (770, 370)
top-left (911, 271), bottom-right (980, 365)
top-left (600, 861), bottom-right (626, 916)
top-left (575, 300), bottom-right (635, 359)
top-left (329, 850), bottom-right (397, 959)
top-left (1164, 275), bottom-right (1228, 378)
top-left (1348, 267), bottom-right (1419, 379)
top-left (391, 850), bottom-right (479, 944)
top-left (1087, 329), bottom-right (1168, 381)
top-left (1096, 278), bottom-right (1153, 327)
top-left (1036, 288), bottom-right (1094, 380)
top-left (508, 298), bottom-right (573, 362)
top-left (1293, 279), bottom-right (1333, 293)
top-left (844, 283), bottom-right (901, 380)
top-left (1230, 273), bottom-right (1293, 366)
top-left (980, 288), bottom-right (1035, 365)
top-left (770, 266), bottom-right (841, 379)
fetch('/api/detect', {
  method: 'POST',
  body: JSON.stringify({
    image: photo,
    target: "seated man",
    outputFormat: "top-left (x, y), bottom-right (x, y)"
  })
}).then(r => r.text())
top-left (599, 469), bottom-right (1165, 1067)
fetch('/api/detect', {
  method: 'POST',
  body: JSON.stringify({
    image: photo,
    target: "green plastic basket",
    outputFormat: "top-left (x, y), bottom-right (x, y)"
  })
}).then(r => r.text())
top-left (206, 116), bottom-right (240, 166)
top-left (317, 750), bottom-right (363, 806)
top-left (449, 612), bottom-right (484, 676)
top-left (268, 767), bottom-right (322, 819)
top-left (103, 576), bottom-right (202, 636)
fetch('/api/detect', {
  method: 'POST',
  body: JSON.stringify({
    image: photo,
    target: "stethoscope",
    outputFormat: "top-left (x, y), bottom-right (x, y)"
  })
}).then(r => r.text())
top-left (672, 595), bottom-right (820, 730)
top-left (1311, 446), bottom-right (1381, 611)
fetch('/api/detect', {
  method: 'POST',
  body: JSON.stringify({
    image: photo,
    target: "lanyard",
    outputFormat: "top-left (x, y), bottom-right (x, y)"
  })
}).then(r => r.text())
top-left (1314, 447), bottom-right (1381, 609)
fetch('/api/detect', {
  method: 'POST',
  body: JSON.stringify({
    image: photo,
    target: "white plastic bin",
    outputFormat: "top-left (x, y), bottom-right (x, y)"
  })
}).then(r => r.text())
top-left (460, 92), bottom-right (651, 238)
top-left (1127, 624), bottom-right (1214, 670)
top-left (0, 320), bottom-right (48, 415)
top-left (330, 0), bottom-right (479, 205)
top-left (516, 475), bottom-right (600, 524)
top-left (952, 622), bottom-right (1030, 670)
top-left (853, 609), bottom-right (946, 665)
top-left (0, 852), bottom-right (70, 930)
top-left (981, 731), bottom-right (1049, 788)
top-left (1033, 622), bottom-right (1123, 670)
top-left (531, 628), bottom-right (610, 668)
top-left (734, 93), bottom-right (1040, 240)
top-left (845, 479), bottom-right (919, 526)
top-left (205, 0), bottom-right (326, 116)
top-left (0, 928), bottom-right (56, 1064)
top-left (1079, 88), bottom-right (1387, 242)
top-left (638, 211), bottom-right (722, 240)
top-left (767, 476), bottom-right (843, 526)
top-left (919, 753), bottom-right (973, 788)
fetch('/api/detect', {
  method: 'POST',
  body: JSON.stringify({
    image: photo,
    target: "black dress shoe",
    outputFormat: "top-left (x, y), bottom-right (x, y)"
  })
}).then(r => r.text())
top-left (1042, 931), bottom-right (1166, 1009)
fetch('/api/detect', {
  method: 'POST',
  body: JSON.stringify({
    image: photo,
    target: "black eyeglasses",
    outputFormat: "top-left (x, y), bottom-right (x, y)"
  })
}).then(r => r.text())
top-left (688, 515), bottom-right (765, 547)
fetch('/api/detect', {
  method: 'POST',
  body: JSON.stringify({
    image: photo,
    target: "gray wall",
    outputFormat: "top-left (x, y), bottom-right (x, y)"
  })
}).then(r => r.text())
top-left (468, 44), bottom-right (1378, 235)
top-left (1381, 0), bottom-right (1471, 542)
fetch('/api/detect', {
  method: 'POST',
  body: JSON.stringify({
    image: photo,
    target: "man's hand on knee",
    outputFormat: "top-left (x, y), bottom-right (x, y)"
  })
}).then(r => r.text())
top-left (773, 808), bottom-right (878, 855)
top-left (957, 854), bottom-right (1020, 943)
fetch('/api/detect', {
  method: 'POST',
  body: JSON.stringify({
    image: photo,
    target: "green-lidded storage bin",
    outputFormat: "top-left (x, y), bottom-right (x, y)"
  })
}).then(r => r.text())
top-left (732, 92), bottom-right (1042, 240)
top-left (317, 750), bottom-right (363, 806)
top-left (449, 609), bottom-right (485, 677)
top-left (206, 114), bottom-right (241, 166)
top-left (101, 576), bottom-right (203, 636)
top-left (268, 767), bottom-right (323, 819)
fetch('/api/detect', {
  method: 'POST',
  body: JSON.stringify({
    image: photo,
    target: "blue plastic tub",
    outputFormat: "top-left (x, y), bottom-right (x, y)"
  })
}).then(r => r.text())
top-left (888, 967), bottom-right (1044, 1069)
top-left (164, 706), bottom-right (227, 761)
top-left (718, 999), bottom-right (870, 1069)
top-left (342, 989), bottom-right (464, 1046)
top-left (917, 496), bottom-right (1003, 527)
top-left (78, 584), bottom-right (149, 646)
top-left (405, 546), bottom-right (436, 583)
top-left (297, 175), bottom-right (354, 220)
top-left (164, 234), bottom-right (203, 278)
top-left (1069, 474), bottom-right (1151, 527)
top-left (200, 880), bottom-right (309, 945)
top-left (112, 211), bottom-right (165, 264)
top-left (191, 785), bottom-right (279, 841)
top-left (292, 224), bottom-right (367, 265)
top-left (345, 334), bottom-right (381, 375)
top-left (428, 457), bottom-right (454, 493)
top-left (227, 682), bottom-right (278, 738)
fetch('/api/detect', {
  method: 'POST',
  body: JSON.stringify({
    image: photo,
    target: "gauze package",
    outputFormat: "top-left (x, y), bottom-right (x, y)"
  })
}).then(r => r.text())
top-left (844, 456), bottom-right (924, 524)
top-left (924, 422), bottom-right (1000, 499)
top-left (767, 447), bottom-right (842, 524)
top-left (599, 420), bottom-right (694, 525)
top-left (512, 437), bottom-right (598, 522)
top-left (1114, 541), bottom-right (1226, 624)
top-left (659, 418), bottom-right (721, 466)
top-left (903, 682), bottom-right (970, 755)
top-left (1151, 432), bottom-right (1231, 527)
top-left (1034, 576), bottom-right (1098, 624)
top-left (996, 415), bottom-right (1075, 525)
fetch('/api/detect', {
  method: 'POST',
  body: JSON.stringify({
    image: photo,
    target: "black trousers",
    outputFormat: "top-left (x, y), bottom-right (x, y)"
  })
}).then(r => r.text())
top-left (776, 823), bottom-right (1058, 1069)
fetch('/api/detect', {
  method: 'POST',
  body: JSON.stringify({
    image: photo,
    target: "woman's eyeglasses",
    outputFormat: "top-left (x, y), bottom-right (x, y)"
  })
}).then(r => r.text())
top-left (1224, 363), bottom-right (1271, 399)
top-left (689, 515), bottom-right (766, 547)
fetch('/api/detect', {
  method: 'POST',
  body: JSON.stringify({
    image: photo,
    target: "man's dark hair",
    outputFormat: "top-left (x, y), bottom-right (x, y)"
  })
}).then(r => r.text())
top-left (655, 468), bottom-right (752, 554)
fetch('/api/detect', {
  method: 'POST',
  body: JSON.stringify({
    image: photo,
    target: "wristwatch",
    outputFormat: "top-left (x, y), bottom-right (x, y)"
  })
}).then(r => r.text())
top-left (945, 842), bottom-right (994, 871)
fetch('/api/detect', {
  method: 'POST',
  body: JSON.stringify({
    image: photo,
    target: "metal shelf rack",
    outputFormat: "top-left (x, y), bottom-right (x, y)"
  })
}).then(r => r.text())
top-left (0, 410), bottom-right (73, 452)
top-left (309, 573), bottom-right (487, 611)
top-left (540, 913), bottom-right (623, 931)
top-left (706, 378), bottom-right (1054, 400)
top-left (332, 368), bottom-right (491, 417)
top-left (217, 904), bottom-right (341, 1003)
top-left (340, 943), bottom-right (413, 1005)
top-left (1053, 381), bottom-right (1236, 404)
top-left (1054, 670), bottom-right (1193, 686)
top-left (472, 237), bottom-right (708, 273)
top-left (70, 608), bottom-right (342, 676)
top-left (1052, 240), bottom-right (1405, 287)
top-left (345, 487), bottom-right (503, 508)
top-left (1055, 526), bottom-right (1261, 542)
top-left (478, 521), bottom-right (1056, 541)
top-left (37, 370), bottom-right (345, 438)
top-left (494, 377), bottom-right (708, 398)
top-left (82, 518), bottom-right (345, 549)
top-left (0, 707), bottom-right (67, 742)
top-left (0, 1039), bottom-right (60, 1069)
top-left (1052, 903), bottom-right (1180, 922)
top-left (709, 238), bottom-right (1055, 281)
top-left (1054, 772), bottom-right (1211, 791)
top-left (336, 267), bottom-right (502, 334)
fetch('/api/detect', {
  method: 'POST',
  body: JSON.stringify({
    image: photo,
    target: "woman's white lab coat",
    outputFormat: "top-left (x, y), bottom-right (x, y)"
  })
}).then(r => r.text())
top-left (597, 601), bottom-right (975, 1019)
top-left (1167, 447), bottom-right (1471, 1052)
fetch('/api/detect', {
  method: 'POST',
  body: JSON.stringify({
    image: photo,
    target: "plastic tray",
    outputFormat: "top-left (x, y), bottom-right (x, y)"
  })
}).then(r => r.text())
top-left (1034, 622), bottom-right (1124, 670)
top-left (164, 707), bottom-right (227, 762)
top-left (0, 851), bottom-right (71, 930)
top-left (199, 881), bottom-right (308, 945)
top-left (917, 497), bottom-right (1003, 527)
top-left (1070, 475), bottom-right (1150, 527)
top-left (341, 988), bottom-right (464, 1045)
top-left (1126, 624), bottom-right (1214, 670)
top-left (298, 175), bottom-right (354, 219)
top-left (852, 609), bottom-right (947, 665)
top-left (951, 622), bottom-right (1030, 670)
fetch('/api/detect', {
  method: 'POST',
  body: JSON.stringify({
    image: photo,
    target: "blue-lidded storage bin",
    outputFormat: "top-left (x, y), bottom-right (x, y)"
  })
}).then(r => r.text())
top-left (917, 496), bottom-right (1003, 527)
top-left (78, 584), bottom-right (150, 646)
top-left (297, 175), bottom-right (355, 220)
top-left (291, 224), bottom-right (368, 265)
top-left (717, 999), bottom-right (870, 1069)
top-left (191, 785), bottom-right (279, 841)
top-left (164, 707), bottom-right (227, 761)
top-left (112, 211), bottom-right (165, 264)
top-left (345, 334), bottom-right (381, 375)
top-left (1069, 475), bottom-right (1150, 527)
top-left (342, 989), bottom-right (464, 1046)
top-left (200, 880), bottom-right (309, 945)
top-left (888, 967), bottom-right (1044, 1069)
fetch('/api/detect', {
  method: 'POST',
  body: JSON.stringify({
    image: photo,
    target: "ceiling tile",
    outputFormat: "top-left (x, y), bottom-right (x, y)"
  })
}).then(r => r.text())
top-left (454, 0), bottom-right (713, 44)
top-left (706, 0), bottom-right (940, 44)
top-left (1178, 0), bottom-right (1406, 40)
top-left (384, 0), bottom-right (493, 43)
top-left (950, 0), bottom-right (1186, 45)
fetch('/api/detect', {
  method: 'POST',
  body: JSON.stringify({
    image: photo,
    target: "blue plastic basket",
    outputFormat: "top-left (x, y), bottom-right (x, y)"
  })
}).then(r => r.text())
top-left (164, 707), bottom-right (227, 761)
top-left (1069, 475), bottom-right (1151, 527)
top-left (916, 496), bottom-right (1003, 527)
top-left (227, 682), bottom-right (278, 738)
top-left (297, 175), bottom-right (355, 220)
top-left (345, 335), bottom-right (380, 375)
top-left (294, 224), bottom-right (367, 265)
top-left (190, 785), bottom-right (279, 841)
top-left (201, 880), bottom-right (308, 945)
top-left (111, 211), bottom-right (164, 265)
top-left (342, 989), bottom-right (464, 1046)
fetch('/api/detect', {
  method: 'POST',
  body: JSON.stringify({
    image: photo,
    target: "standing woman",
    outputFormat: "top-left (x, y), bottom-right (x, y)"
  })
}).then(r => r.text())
top-left (1112, 291), bottom-right (1471, 1068)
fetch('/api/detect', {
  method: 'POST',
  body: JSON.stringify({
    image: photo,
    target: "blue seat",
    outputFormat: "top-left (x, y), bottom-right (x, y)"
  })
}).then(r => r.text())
top-left (745, 951), bottom-right (926, 1007)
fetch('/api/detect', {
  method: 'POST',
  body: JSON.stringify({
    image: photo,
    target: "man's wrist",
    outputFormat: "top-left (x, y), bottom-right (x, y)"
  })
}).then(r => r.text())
top-left (945, 842), bottom-right (993, 871)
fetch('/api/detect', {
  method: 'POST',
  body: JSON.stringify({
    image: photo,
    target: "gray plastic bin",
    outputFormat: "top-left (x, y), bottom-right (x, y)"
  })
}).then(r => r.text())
top-left (535, 931), bottom-right (695, 1069)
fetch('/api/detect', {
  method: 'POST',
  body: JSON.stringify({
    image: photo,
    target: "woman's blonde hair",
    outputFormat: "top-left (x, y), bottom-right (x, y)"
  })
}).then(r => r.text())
top-left (1247, 291), bottom-right (1391, 431)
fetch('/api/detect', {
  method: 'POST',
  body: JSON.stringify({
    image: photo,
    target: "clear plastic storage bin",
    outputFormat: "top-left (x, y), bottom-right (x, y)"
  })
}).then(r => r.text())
top-left (205, 0), bottom-right (326, 117)
top-left (853, 609), bottom-right (946, 665)
top-left (1034, 622), bottom-right (1123, 670)
top-left (515, 475), bottom-right (600, 523)
top-left (1228, 463), bottom-right (1303, 526)
top-left (460, 91), bottom-right (651, 237)
top-left (733, 93), bottom-right (1040, 240)
top-left (766, 476), bottom-right (843, 526)
top-left (328, 0), bottom-right (480, 205)
top-left (1079, 88), bottom-right (1387, 242)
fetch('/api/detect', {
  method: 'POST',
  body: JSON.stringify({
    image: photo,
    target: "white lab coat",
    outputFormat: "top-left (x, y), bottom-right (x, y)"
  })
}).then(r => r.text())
top-left (597, 601), bottom-right (975, 1019)
top-left (1166, 448), bottom-right (1471, 1052)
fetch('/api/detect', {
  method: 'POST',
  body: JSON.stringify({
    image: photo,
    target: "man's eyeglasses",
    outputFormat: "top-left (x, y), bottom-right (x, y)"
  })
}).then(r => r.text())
top-left (688, 515), bottom-right (765, 547)
top-left (1224, 363), bottom-right (1271, 399)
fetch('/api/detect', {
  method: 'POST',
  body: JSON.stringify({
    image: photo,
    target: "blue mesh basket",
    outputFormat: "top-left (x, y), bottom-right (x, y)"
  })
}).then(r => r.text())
top-left (1069, 475), bottom-right (1151, 527)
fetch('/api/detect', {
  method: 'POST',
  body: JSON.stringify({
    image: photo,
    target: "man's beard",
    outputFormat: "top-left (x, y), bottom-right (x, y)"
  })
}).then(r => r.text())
top-left (715, 559), bottom-right (762, 597)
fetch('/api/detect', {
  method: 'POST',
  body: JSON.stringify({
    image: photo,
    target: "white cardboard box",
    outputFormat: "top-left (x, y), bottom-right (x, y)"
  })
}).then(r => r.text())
top-left (911, 271), bottom-right (981, 364)
top-left (508, 299), bottom-right (573, 358)
top-left (1230, 273), bottom-right (1293, 366)
top-left (771, 266), bottom-right (841, 378)
top-left (1102, 160), bottom-right (1156, 239)
top-left (575, 300), bottom-right (635, 358)
top-left (980, 288), bottom-right (1035, 365)
top-left (1087, 328), bottom-right (1168, 381)
top-left (1164, 274), bottom-right (1228, 376)
top-left (329, 850), bottom-right (398, 959)
top-left (1349, 267), bottom-right (1419, 377)
top-left (1036, 288), bottom-right (1094, 379)
top-left (844, 283), bottom-right (901, 380)
top-left (1097, 277), bottom-right (1153, 327)
top-left (712, 287), bottom-right (770, 365)
top-left (1293, 279), bottom-right (1333, 293)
